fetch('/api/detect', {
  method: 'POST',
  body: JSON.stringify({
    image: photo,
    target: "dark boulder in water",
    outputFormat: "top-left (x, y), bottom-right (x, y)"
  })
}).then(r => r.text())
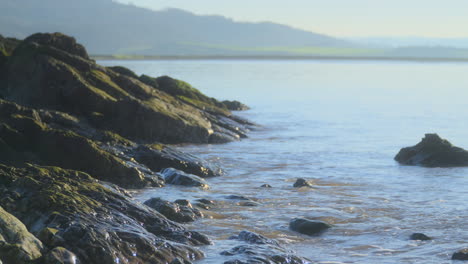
top-left (289, 218), bottom-right (331, 236)
top-left (452, 249), bottom-right (468, 260)
top-left (395, 134), bottom-right (468, 167)
top-left (144, 197), bottom-right (203, 223)
top-left (293, 178), bottom-right (313, 188)
top-left (410, 233), bottom-right (432, 241)
top-left (229, 231), bottom-right (280, 246)
top-left (161, 168), bottom-right (210, 189)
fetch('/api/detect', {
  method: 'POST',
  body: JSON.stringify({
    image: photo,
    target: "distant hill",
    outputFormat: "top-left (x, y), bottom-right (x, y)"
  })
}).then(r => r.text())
top-left (0, 0), bottom-right (351, 56)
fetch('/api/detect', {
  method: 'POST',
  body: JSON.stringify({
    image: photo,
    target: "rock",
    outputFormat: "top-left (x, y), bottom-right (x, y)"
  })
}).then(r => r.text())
top-left (0, 164), bottom-right (210, 264)
top-left (226, 195), bottom-right (252, 201)
top-left (410, 233), bottom-right (432, 241)
top-left (44, 247), bottom-right (78, 264)
top-left (133, 144), bottom-right (222, 178)
top-left (0, 206), bottom-right (44, 263)
top-left (238, 201), bottom-right (260, 207)
top-left (0, 99), bottom-right (155, 188)
top-left (144, 198), bottom-right (203, 223)
top-left (289, 218), bottom-right (331, 236)
top-left (452, 249), bottom-right (468, 260)
top-left (395, 133), bottom-right (468, 167)
top-left (293, 178), bottom-right (313, 188)
top-left (221, 245), bottom-right (310, 264)
top-left (155, 75), bottom-right (230, 115)
top-left (170, 257), bottom-right (192, 264)
top-left (161, 168), bottom-right (210, 189)
top-left (1, 32), bottom-right (250, 144)
top-left (222, 100), bottom-right (250, 111)
top-left (23, 32), bottom-right (89, 59)
top-left (260, 184), bottom-right (272, 188)
top-left (194, 199), bottom-right (216, 209)
top-left (229, 231), bottom-right (280, 246)
top-left (107, 65), bottom-right (139, 79)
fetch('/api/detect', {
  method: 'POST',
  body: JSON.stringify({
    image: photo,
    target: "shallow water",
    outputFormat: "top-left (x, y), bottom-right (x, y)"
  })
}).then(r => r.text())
top-left (99, 59), bottom-right (468, 263)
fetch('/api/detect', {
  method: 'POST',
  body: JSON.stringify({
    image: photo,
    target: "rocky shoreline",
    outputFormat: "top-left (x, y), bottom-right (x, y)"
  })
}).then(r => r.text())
top-left (0, 32), bottom-right (265, 264)
top-left (1, 33), bottom-right (466, 263)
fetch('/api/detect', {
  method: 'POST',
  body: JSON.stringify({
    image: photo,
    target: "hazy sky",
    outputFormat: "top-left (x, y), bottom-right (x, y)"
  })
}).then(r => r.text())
top-left (114, 0), bottom-right (468, 38)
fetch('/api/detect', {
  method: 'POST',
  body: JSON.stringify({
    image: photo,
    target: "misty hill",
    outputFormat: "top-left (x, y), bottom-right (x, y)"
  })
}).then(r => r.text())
top-left (0, 0), bottom-right (350, 56)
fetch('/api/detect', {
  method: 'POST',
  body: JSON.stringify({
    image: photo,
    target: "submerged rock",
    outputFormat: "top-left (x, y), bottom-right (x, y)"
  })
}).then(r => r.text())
top-left (410, 233), bottom-right (432, 241)
top-left (395, 134), bottom-right (468, 167)
top-left (289, 218), bottom-right (331, 236)
top-left (293, 178), bottom-right (313, 188)
top-left (0, 164), bottom-right (210, 264)
top-left (222, 231), bottom-right (311, 264)
top-left (161, 168), bottom-right (210, 189)
top-left (452, 249), bottom-right (468, 260)
top-left (144, 198), bottom-right (203, 223)
top-left (229, 231), bottom-right (280, 246)
top-left (0, 206), bottom-right (44, 264)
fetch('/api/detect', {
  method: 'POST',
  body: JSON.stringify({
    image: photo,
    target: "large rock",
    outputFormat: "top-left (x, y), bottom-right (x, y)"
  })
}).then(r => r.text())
top-left (144, 198), bottom-right (203, 223)
top-left (289, 218), bottom-right (331, 236)
top-left (0, 164), bottom-right (210, 264)
top-left (161, 168), bottom-right (210, 189)
top-left (0, 206), bottom-right (44, 264)
top-left (452, 249), bottom-right (468, 260)
top-left (0, 99), bottom-right (159, 188)
top-left (0, 32), bottom-right (250, 144)
top-left (222, 231), bottom-right (311, 264)
top-left (395, 134), bottom-right (468, 167)
top-left (44, 247), bottom-right (78, 264)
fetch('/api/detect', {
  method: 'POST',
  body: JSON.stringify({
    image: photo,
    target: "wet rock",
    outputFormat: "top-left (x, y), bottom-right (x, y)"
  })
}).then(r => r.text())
top-left (260, 184), bottom-right (272, 188)
top-left (222, 231), bottom-right (311, 264)
top-left (0, 206), bottom-right (44, 263)
top-left (194, 199), bottom-right (216, 210)
top-left (44, 247), bottom-right (78, 264)
top-left (410, 233), bottom-right (432, 241)
top-left (0, 99), bottom-right (154, 188)
top-left (395, 133), bottom-right (468, 167)
top-left (133, 144), bottom-right (222, 178)
top-left (226, 195), bottom-right (252, 201)
top-left (229, 231), bottom-right (280, 246)
top-left (452, 249), bottom-right (468, 260)
top-left (289, 218), bottom-right (331, 236)
top-left (293, 178), bottom-right (313, 188)
top-left (161, 168), bottom-right (210, 189)
top-left (238, 201), bottom-right (261, 207)
top-left (222, 100), bottom-right (250, 111)
top-left (144, 198), bottom-right (203, 223)
top-left (170, 257), bottom-right (192, 264)
top-left (0, 164), bottom-right (209, 264)
top-left (221, 245), bottom-right (310, 264)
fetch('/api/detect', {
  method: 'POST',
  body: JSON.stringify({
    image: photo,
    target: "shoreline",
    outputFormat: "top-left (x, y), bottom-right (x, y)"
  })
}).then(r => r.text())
top-left (92, 54), bottom-right (468, 63)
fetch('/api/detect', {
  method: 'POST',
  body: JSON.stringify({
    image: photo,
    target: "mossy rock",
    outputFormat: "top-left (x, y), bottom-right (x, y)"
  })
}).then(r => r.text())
top-left (0, 164), bottom-right (209, 264)
top-left (107, 65), bottom-right (139, 79)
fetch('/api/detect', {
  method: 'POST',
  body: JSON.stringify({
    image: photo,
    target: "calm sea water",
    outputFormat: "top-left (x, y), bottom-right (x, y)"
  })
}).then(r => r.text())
top-left (99, 59), bottom-right (468, 264)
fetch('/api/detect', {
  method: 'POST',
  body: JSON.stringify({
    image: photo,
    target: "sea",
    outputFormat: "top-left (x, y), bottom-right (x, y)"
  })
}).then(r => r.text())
top-left (98, 59), bottom-right (468, 264)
